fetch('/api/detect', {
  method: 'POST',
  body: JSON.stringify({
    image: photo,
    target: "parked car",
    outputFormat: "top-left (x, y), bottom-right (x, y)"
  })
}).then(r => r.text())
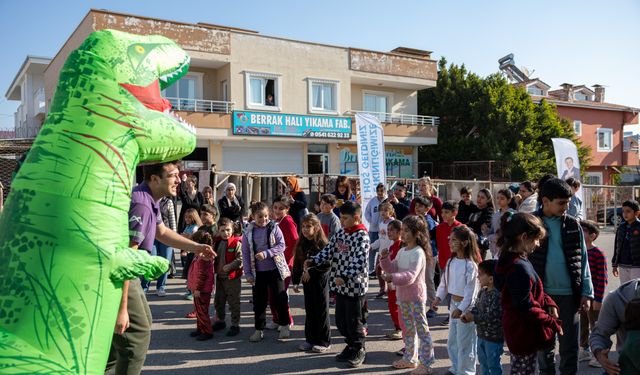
top-left (596, 207), bottom-right (623, 225)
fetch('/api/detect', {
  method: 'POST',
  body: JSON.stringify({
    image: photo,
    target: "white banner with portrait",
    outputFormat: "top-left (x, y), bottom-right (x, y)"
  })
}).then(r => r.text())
top-left (552, 138), bottom-right (584, 218)
top-left (355, 113), bottom-right (386, 227)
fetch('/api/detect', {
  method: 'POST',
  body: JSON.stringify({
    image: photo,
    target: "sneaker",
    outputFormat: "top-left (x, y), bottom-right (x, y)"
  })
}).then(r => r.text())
top-left (184, 292), bottom-right (193, 301)
top-left (189, 330), bottom-right (202, 337)
top-left (185, 311), bottom-right (197, 319)
top-left (226, 326), bottom-right (240, 337)
top-left (411, 364), bottom-right (433, 374)
top-left (335, 346), bottom-right (354, 362)
top-left (440, 317), bottom-right (450, 326)
top-left (588, 357), bottom-right (602, 368)
top-left (265, 321), bottom-right (279, 330)
top-left (212, 321), bottom-right (226, 331)
top-left (347, 348), bottom-right (366, 368)
top-left (311, 344), bottom-right (331, 353)
top-left (386, 329), bottom-right (403, 340)
top-left (249, 330), bottom-right (264, 342)
top-left (278, 325), bottom-right (290, 339)
top-left (375, 291), bottom-right (386, 299)
top-left (196, 332), bottom-right (213, 341)
top-left (298, 342), bottom-right (313, 351)
top-left (579, 348), bottom-right (592, 362)
top-left (395, 347), bottom-right (406, 356)
top-left (426, 309), bottom-right (436, 318)
top-left (156, 289), bottom-right (167, 297)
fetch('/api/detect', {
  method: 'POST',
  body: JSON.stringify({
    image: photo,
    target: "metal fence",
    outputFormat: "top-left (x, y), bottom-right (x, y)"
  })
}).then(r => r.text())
top-left (0, 139), bottom-right (33, 209)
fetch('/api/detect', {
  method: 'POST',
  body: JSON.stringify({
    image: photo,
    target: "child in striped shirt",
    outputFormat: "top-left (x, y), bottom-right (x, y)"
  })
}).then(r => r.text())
top-left (579, 220), bottom-right (608, 367)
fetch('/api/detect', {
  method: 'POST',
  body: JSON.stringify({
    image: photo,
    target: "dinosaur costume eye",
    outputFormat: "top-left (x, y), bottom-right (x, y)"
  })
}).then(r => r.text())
top-left (135, 45), bottom-right (145, 54)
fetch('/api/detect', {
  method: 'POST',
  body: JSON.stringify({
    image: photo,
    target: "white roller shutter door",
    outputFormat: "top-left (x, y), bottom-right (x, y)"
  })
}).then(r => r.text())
top-left (222, 145), bottom-right (303, 174)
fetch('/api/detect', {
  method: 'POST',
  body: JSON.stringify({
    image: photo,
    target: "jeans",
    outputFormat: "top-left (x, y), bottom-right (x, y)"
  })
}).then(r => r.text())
top-left (538, 294), bottom-right (579, 375)
top-left (140, 241), bottom-right (174, 291)
top-left (448, 300), bottom-right (478, 375)
top-left (477, 338), bottom-right (503, 375)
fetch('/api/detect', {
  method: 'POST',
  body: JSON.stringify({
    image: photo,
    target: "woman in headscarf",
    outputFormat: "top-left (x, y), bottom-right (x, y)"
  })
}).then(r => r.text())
top-left (286, 176), bottom-right (308, 229)
top-left (217, 182), bottom-right (245, 224)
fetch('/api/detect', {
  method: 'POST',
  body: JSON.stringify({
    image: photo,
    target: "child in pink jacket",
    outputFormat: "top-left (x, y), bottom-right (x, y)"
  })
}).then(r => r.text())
top-left (380, 216), bottom-right (436, 375)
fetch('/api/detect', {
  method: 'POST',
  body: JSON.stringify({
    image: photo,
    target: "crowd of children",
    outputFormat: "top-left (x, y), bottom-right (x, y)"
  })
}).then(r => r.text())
top-left (163, 174), bottom-right (640, 375)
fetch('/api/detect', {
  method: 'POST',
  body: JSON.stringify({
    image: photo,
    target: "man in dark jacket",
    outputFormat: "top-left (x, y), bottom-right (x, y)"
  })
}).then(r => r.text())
top-left (388, 183), bottom-right (410, 221)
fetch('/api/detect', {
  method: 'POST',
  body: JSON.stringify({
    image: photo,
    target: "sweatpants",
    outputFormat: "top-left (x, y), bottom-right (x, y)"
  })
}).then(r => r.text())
top-left (252, 269), bottom-right (290, 330)
top-left (537, 294), bottom-right (579, 375)
top-left (448, 299), bottom-right (477, 375)
top-left (194, 292), bottom-right (212, 334)
top-left (269, 275), bottom-right (294, 325)
top-left (399, 301), bottom-right (435, 367)
top-left (214, 276), bottom-right (242, 327)
top-left (303, 272), bottom-right (331, 347)
top-left (105, 279), bottom-right (152, 375)
top-left (335, 293), bottom-right (366, 350)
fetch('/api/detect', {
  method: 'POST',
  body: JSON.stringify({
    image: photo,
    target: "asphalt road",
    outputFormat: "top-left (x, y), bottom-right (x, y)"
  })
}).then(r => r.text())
top-left (141, 228), bottom-right (619, 374)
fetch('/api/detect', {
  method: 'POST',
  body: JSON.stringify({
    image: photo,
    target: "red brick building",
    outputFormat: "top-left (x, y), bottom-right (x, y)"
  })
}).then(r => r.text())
top-left (518, 79), bottom-right (639, 185)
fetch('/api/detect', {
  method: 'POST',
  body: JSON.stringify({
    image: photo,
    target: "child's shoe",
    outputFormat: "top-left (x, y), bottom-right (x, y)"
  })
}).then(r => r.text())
top-left (579, 348), bottom-right (592, 362)
top-left (249, 330), bottom-right (264, 342)
top-left (226, 326), bottom-right (240, 336)
top-left (386, 329), bottom-right (403, 340)
top-left (347, 348), bottom-right (366, 368)
top-left (426, 309), bottom-right (436, 318)
top-left (278, 325), bottom-right (290, 339)
top-left (156, 288), bottom-right (167, 297)
top-left (393, 359), bottom-right (417, 369)
top-left (185, 311), bottom-right (197, 319)
top-left (411, 364), bottom-right (433, 374)
top-left (189, 330), bottom-right (201, 337)
top-left (335, 346), bottom-right (354, 362)
top-left (212, 320), bottom-right (226, 331)
top-left (196, 332), bottom-right (213, 341)
top-left (312, 344), bottom-right (331, 353)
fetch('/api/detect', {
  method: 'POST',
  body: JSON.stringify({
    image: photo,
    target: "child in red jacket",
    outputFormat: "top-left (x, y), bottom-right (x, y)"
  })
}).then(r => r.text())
top-left (188, 230), bottom-right (216, 341)
top-left (269, 196), bottom-right (299, 328)
top-left (495, 212), bottom-right (563, 373)
top-left (211, 218), bottom-right (243, 337)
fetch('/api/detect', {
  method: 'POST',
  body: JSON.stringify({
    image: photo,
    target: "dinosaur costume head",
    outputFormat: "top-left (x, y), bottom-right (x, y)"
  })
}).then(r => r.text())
top-left (0, 30), bottom-right (196, 374)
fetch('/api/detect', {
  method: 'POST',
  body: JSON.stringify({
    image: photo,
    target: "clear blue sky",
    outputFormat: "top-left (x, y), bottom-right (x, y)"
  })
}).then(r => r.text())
top-left (1, 0), bottom-right (639, 130)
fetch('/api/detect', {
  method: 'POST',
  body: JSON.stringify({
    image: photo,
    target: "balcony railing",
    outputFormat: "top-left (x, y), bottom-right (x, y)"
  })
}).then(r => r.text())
top-left (165, 97), bottom-right (234, 113)
top-left (348, 110), bottom-right (439, 126)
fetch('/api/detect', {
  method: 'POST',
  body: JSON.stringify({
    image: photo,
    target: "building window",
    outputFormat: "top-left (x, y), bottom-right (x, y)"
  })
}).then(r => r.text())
top-left (597, 128), bottom-right (613, 152)
top-left (244, 71), bottom-right (281, 111)
top-left (573, 120), bottom-right (582, 136)
top-left (585, 172), bottom-right (602, 185)
top-left (527, 86), bottom-right (543, 96)
top-left (574, 92), bottom-right (589, 101)
top-left (308, 79), bottom-right (338, 114)
top-left (161, 73), bottom-right (203, 111)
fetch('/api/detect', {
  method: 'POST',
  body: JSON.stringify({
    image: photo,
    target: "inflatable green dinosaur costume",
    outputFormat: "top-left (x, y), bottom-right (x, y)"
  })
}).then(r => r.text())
top-left (0, 29), bottom-right (196, 374)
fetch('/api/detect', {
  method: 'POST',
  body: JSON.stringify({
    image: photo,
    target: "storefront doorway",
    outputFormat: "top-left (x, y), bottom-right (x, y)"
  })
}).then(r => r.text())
top-left (308, 144), bottom-right (329, 174)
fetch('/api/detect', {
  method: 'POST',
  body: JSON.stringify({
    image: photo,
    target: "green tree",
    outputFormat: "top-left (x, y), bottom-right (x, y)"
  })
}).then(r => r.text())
top-left (419, 58), bottom-right (590, 181)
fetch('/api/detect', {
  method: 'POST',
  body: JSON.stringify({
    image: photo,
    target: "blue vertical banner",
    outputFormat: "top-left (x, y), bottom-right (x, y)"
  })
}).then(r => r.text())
top-left (356, 113), bottom-right (386, 227)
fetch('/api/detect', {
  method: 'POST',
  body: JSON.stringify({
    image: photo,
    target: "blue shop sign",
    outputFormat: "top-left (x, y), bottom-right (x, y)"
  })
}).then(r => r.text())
top-left (232, 111), bottom-right (352, 139)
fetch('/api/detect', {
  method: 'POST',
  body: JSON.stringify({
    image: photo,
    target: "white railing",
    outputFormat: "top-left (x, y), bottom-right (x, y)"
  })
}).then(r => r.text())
top-left (348, 110), bottom-right (439, 126)
top-left (165, 97), bottom-right (234, 113)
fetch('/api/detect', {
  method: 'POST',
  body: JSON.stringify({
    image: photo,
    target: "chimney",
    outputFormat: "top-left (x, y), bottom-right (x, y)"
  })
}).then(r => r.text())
top-left (560, 83), bottom-right (574, 101)
top-left (593, 84), bottom-right (605, 103)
